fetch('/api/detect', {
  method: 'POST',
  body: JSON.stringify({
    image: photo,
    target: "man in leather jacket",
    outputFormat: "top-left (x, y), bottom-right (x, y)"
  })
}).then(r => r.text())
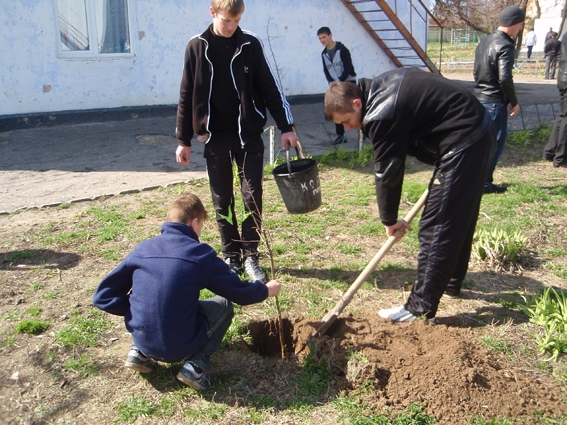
top-left (324, 68), bottom-right (496, 322)
top-left (544, 31), bottom-right (567, 168)
top-left (473, 5), bottom-right (525, 194)
top-left (317, 26), bottom-right (357, 145)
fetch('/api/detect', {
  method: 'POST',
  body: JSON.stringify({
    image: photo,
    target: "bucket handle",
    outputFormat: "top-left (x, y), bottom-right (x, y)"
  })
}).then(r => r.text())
top-left (284, 142), bottom-right (302, 176)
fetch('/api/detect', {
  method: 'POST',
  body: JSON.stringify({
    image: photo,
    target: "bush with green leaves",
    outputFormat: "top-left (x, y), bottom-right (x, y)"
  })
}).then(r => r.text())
top-left (522, 287), bottom-right (567, 361)
top-left (536, 123), bottom-right (553, 141)
top-left (472, 228), bottom-right (528, 271)
top-left (508, 129), bottom-right (534, 148)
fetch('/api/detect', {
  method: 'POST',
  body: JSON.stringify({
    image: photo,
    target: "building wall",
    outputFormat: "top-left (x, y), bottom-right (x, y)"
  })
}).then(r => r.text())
top-left (526, 0), bottom-right (563, 52)
top-left (1, 0), bottom-right (422, 117)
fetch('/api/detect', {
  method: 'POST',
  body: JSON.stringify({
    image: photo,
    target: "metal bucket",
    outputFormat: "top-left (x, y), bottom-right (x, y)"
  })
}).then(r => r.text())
top-left (272, 146), bottom-right (321, 214)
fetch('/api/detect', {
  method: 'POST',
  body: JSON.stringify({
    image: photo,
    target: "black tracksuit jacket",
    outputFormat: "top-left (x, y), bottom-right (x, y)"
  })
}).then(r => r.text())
top-left (175, 26), bottom-right (294, 147)
top-left (359, 67), bottom-right (495, 318)
top-left (359, 68), bottom-right (487, 226)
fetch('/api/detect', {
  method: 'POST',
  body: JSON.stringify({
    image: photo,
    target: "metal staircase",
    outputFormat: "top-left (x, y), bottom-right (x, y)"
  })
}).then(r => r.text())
top-left (340, 0), bottom-right (440, 73)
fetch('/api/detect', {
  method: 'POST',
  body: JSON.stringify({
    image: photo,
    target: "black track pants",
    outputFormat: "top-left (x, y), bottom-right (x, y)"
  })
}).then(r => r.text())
top-left (544, 86), bottom-right (567, 165)
top-left (405, 130), bottom-right (496, 318)
top-left (205, 134), bottom-right (264, 260)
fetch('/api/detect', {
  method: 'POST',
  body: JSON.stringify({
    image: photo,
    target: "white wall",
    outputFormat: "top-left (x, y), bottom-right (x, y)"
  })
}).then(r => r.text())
top-left (0, 0), bottom-right (408, 116)
top-left (531, 18), bottom-right (562, 52)
top-left (527, 0), bottom-right (563, 52)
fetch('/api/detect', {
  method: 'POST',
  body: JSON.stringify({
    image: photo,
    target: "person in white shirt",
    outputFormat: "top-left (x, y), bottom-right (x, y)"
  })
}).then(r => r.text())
top-left (524, 28), bottom-right (537, 58)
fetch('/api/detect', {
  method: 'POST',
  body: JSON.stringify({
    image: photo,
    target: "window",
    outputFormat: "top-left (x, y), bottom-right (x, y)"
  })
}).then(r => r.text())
top-left (55, 0), bottom-right (133, 57)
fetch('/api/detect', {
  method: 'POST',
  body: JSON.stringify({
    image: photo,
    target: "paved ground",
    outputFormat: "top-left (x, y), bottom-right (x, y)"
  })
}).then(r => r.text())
top-left (0, 73), bottom-right (560, 214)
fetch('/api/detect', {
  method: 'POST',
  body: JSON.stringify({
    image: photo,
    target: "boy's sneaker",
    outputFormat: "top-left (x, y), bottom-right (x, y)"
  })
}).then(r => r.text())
top-left (125, 346), bottom-right (156, 373)
top-left (225, 258), bottom-right (242, 275)
top-left (244, 256), bottom-right (267, 282)
top-left (378, 305), bottom-right (417, 322)
top-left (331, 134), bottom-right (347, 145)
top-left (177, 362), bottom-right (211, 391)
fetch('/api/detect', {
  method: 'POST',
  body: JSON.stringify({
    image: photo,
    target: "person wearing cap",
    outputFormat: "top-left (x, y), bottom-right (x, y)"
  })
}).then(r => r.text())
top-left (473, 5), bottom-right (525, 194)
top-left (544, 32), bottom-right (560, 80)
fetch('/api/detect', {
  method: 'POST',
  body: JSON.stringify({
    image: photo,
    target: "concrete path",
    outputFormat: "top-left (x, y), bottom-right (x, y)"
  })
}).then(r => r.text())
top-left (0, 73), bottom-right (560, 214)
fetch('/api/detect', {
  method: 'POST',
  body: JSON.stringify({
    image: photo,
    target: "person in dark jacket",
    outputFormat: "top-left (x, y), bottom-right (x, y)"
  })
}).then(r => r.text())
top-left (544, 31), bottom-right (567, 168)
top-left (473, 5), bottom-right (525, 194)
top-left (544, 32), bottom-right (560, 79)
top-left (92, 193), bottom-right (282, 390)
top-left (175, 0), bottom-right (298, 283)
top-left (317, 26), bottom-right (357, 145)
top-left (546, 27), bottom-right (555, 43)
top-left (324, 68), bottom-right (496, 322)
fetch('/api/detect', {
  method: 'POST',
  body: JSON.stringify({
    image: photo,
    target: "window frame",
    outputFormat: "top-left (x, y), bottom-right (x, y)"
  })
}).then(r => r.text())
top-left (53, 0), bottom-right (135, 59)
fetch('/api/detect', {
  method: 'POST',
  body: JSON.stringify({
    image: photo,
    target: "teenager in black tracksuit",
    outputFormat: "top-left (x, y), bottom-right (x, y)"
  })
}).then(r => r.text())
top-left (324, 68), bottom-right (496, 321)
top-left (317, 26), bottom-right (356, 145)
top-left (175, 2), bottom-right (297, 282)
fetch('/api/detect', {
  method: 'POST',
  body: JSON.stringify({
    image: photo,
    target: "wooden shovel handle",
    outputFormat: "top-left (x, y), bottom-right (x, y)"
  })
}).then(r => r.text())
top-left (313, 188), bottom-right (429, 337)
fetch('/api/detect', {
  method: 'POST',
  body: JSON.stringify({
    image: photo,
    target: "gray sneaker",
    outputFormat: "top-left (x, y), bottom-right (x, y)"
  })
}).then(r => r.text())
top-left (177, 362), bottom-right (211, 391)
top-left (244, 256), bottom-right (267, 282)
top-left (378, 305), bottom-right (416, 322)
top-left (378, 305), bottom-right (436, 323)
top-left (124, 345), bottom-right (156, 373)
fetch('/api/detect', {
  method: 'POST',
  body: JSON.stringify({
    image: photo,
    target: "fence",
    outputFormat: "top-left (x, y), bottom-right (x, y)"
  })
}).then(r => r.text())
top-left (443, 58), bottom-right (547, 75)
top-left (428, 27), bottom-right (483, 45)
top-left (509, 102), bottom-right (559, 132)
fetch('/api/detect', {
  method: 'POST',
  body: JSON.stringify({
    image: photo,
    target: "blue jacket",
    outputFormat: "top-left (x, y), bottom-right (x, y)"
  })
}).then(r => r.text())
top-left (92, 222), bottom-right (268, 362)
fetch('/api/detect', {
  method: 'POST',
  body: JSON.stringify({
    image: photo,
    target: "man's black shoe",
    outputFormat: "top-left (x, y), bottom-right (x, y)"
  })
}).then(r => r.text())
top-left (484, 184), bottom-right (507, 194)
top-left (225, 258), bottom-right (242, 274)
top-left (544, 156), bottom-right (554, 162)
top-left (553, 163), bottom-right (567, 168)
top-left (331, 134), bottom-right (347, 145)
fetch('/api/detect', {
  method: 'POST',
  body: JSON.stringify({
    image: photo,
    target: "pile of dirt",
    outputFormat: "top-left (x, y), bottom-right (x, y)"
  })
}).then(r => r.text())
top-left (246, 315), bottom-right (566, 424)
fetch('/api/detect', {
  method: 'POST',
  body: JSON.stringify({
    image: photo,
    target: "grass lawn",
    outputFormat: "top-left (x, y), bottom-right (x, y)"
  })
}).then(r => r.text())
top-left (1, 126), bottom-right (566, 424)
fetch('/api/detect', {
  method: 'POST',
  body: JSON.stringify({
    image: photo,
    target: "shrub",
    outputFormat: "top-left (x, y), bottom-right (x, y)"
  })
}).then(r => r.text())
top-left (472, 228), bottom-right (528, 271)
top-left (522, 287), bottom-right (567, 362)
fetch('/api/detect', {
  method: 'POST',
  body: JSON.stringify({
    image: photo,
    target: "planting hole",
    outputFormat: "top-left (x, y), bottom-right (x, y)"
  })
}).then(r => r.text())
top-left (246, 317), bottom-right (296, 357)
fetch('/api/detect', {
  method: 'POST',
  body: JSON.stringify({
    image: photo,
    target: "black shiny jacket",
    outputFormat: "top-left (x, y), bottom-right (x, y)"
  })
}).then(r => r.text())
top-left (358, 68), bottom-right (488, 226)
top-left (473, 30), bottom-right (519, 107)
